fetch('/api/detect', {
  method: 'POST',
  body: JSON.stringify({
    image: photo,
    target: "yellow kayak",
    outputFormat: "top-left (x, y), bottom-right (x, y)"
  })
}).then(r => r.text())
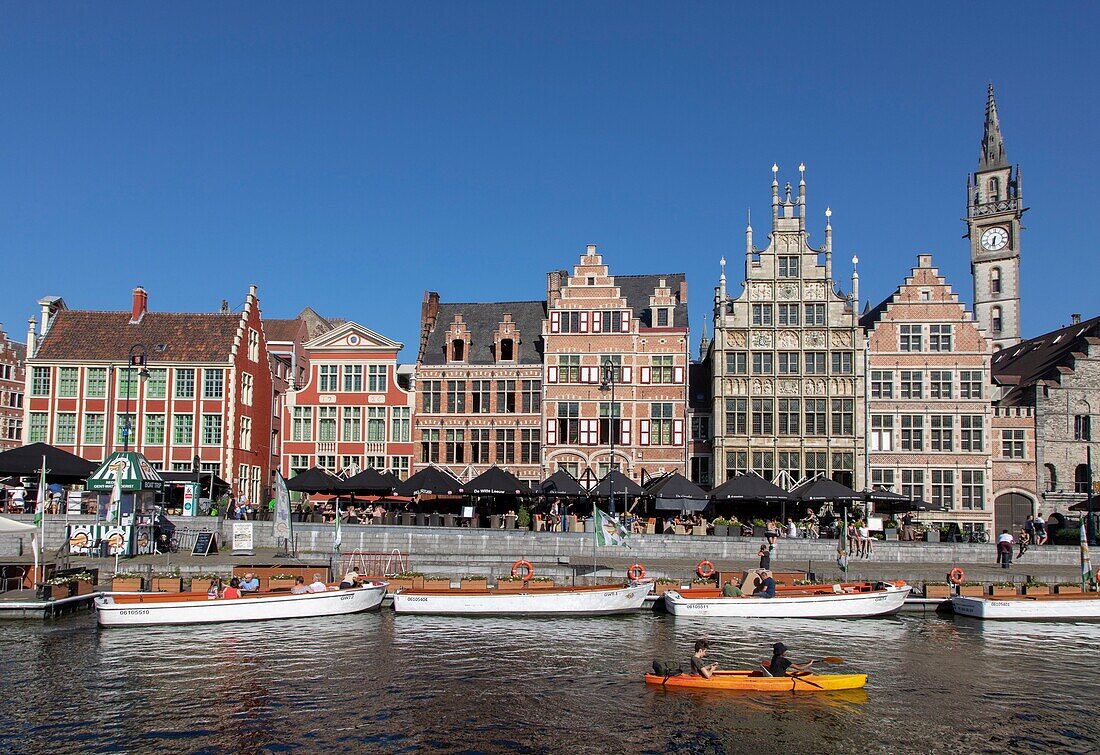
top-left (644, 670), bottom-right (867, 692)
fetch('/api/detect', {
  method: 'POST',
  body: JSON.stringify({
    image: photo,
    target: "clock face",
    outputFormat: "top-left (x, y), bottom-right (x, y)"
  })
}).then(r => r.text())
top-left (980, 226), bottom-right (1009, 251)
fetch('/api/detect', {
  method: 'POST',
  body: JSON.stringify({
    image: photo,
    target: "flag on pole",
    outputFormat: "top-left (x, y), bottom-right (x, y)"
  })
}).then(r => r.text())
top-left (34, 455), bottom-right (47, 528)
top-left (107, 466), bottom-right (123, 525)
top-left (1082, 519), bottom-right (1092, 591)
top-left (273, 472), bottom-right (293, 546)
top-left (594, 505), bottom-right (630, 548)
top-left (836, 509), bottom-right (849, 574)
top-left (333, 498), bottom-right (342, 554)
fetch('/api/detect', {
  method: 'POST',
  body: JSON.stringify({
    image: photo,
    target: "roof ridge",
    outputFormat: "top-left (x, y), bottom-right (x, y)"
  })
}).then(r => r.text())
top-left (58, 309), bottom-right (240, 318)
top-left (440, 300), bottom-right (546, 306)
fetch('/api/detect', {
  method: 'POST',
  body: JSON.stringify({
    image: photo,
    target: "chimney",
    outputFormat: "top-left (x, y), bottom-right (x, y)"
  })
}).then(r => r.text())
top-left (27, 317), bottom-right (36, 356)
top-left (678, 280), bottom-right (688, 303)
top-left (130, 287), bottom-right (148, 324)
top-left (1072, 313), bottom-right (1082, 325)
top-left (917, 254), bottom-right (933, 268)
top-left (220, 299), bottom-right (230, 313)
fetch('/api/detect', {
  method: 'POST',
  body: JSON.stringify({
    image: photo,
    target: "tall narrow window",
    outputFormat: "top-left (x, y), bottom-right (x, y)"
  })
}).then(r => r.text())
top-left (451, 339), bottom-right (465, 362)
top-left (499, 338), bottom-right (514, 361)
top-left (990, 267), bottom-right (1002, 295)
top-left (991, 306), bottom-right (1003, 334)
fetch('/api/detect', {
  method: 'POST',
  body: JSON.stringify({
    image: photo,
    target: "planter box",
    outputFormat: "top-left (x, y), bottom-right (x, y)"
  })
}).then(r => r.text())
top-left (1056, 585), bottom-right (1083, 594)
top-left (75, 580), bottom-right (94, 596)
top-left (884, 529), bottom-right (898, 541)
top-left (424, 579), bottom-right (453, 589)
top-left (712, 526), bottom-right (729, 538)
top-left (989, 586), bottom-right (1017, 597)
top-left (388, 577), bottom-right (425, 591)
top-left (268, 578), bottom-right (298, 591)
top-left (752, 526), bottom-right (766, 538)
top-left (49, 584), bottom-right (71, 600)
top-left (188, 578), bottom-right (216, 593)
top-left (924, 584), bottom-right (952, 599)
top-left (1022, 585), bottom-right (1050, 595)
top-left (959, 585), bottom-right (986, 597)
top-left (496, 580), bottom-right (556, 591)
top-left (153, 578), bottom-right (182, 593)
top-left (925, 530), bottom-right (940, 543)
top-left (654, 583), bottom-right (680, 596)
top-left (460, 579), bottom-right (488, 590)
top-left (112, 578), bottom-right (143, 592)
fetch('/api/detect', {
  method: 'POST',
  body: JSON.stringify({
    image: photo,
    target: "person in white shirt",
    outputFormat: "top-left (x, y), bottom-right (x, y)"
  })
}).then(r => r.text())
top-left (997, 529), bottom-right (1014, 568)
top-left (308, 573), bottom-right (329, 592)
top-left (858, 522), bottom-right (873, 557)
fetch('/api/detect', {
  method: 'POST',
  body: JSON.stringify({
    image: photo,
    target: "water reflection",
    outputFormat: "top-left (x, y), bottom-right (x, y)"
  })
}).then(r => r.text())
top-left (0, 612), bottom-right (1097, 753)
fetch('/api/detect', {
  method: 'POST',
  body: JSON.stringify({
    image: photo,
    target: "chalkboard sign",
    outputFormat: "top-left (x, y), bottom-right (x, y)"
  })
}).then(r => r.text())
top-left (192, 531), bottom-right (218, 556)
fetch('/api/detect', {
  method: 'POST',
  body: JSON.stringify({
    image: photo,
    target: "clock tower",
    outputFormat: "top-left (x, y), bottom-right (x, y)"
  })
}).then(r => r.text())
top-left (967, 84), bottom-right (1023, 350)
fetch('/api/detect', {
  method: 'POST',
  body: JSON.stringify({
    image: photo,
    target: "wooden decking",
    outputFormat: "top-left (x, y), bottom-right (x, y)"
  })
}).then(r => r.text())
top-left (0, 589), bottom-right (101, 620)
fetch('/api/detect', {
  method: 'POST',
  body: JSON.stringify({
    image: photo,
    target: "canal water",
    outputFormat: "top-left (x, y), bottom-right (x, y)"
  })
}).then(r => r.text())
top-left (1, 611), bottom-right (1098, 754)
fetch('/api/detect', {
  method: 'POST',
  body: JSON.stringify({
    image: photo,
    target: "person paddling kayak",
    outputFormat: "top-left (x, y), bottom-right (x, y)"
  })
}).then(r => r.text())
top-left (767, 642), bottom-right (813, 677)
top-left (691, 639), bottom-right (719, 679)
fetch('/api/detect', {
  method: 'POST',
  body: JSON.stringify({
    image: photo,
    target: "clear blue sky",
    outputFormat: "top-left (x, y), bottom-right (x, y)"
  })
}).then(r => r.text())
top-left (2, 3), bottom-right (1097, 358)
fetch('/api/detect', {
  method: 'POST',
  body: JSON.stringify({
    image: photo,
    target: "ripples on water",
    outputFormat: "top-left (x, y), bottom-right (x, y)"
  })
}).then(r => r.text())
top-left (1, 610), bottom-right (1098, 754)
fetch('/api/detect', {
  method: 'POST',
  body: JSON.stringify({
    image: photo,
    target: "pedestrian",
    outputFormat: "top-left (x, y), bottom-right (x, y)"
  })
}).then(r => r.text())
top-left (901, 512), bottom-right (915, 541)
top-left (758, 543), bottom-right (771, 570)
top-left (1034, 513), bottom-right (1048, 545)
top-left (858, 521), bottom-right (874, 558)
top-left (1017, 526), bottom-right (1031, 559)
top-left (847, 520), bottom-right (861, 557)
top-left (996, 529), bottom-right (1014, 568)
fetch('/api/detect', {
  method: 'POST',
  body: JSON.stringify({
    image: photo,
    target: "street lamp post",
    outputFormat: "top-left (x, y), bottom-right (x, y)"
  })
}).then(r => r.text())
top-left (122, 344), bottom-right (150, 452)
top-left (600, 359), bottom-right (617, 516)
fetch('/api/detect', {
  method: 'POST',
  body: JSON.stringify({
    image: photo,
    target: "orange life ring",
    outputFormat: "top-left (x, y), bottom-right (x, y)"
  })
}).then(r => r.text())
top-left (627, 563), bottom-right (646, 581)
top-left (511, 560), bottom-right (534, 581)
top-left (948, 568), bottom-right (965, 585)
top-left (697, 560), bottom-right (716, 579)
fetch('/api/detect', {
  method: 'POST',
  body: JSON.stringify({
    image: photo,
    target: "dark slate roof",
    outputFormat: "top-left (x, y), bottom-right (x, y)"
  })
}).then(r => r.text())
top-left (858, 289), bottom-right (899, 331)
top-left (992, 315), bottom-right (1100, 404)
top-left (421, 301), bottom-right (546, 366)
top-left (615, 274), bottom-right (689, 328)
top-left (34, 310), bottom-right (241, 363)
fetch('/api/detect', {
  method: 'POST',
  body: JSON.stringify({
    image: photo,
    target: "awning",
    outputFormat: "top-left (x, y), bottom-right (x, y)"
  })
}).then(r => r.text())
top-left (0, 515), bottom-right (36, 534)
top-left (395, 465), bottom-right (463, 496)
top-left (285, 467), bottom-right (343, 494)
top-left (790, 477), bottom-right (861, 502)
top-left (460, 466), bottom-right (527, 496)
top-left (863, 488), bottom-right (943, 516)
top-left (158, 471), bottom-right (230, 497)
top-left (85, 451), bottom-right (165, 492)
top-left (338, 468), bottom-right (394, 495)
top-left (539, 470), bottom-right (589, 498)
top-left (0, 442), bottom-right (97, 483)
top-left (591, 470), bottom-right (645, 498)
top-left (709, 473), bottom-right (790, 502)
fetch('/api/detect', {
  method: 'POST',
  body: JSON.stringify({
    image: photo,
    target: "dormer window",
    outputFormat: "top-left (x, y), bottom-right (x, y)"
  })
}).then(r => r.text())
top-left (451, 339), bottom-right (465, 362)
top-left (499, 338), bottom-right (514, 361)
top-left (656, 308), bottom-right (669, 327)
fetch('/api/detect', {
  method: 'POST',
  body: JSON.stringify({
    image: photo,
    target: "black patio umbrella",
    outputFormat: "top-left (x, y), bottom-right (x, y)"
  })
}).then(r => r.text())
top-left (460, 465), bottom-right (526, 496)
top-left (338, 467), bottom-right (394, 495)
top-left (790, 477), bottom-right (861, 502)
top-left (285, 467), bottom-right (343, 494)
top-left (539, 470), bottom-right (588, 498)
top-left (646, 472), bottom-right (711, 514)
top-left (395, 465), bottom-right (462, 497)
top-left (591, 470), bottom-right (645, 498)
top-left (862, 488), bottom-right (943, 516)
top-left (0, 442), bottom-right (96, 484)
top-left (1068, 496), bottom-right (1100, 512)
top-left (709, 473), bottom-right (790, 501)
top-left (158, 471), bottom-right (231, 498)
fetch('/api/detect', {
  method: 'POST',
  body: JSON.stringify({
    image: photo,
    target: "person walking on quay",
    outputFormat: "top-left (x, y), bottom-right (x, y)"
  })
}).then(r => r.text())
top-left (1035, 513), bottom-right (1048, 545)
top-left (996, 529), bottom-right (1014, 568)
top-left (758, 543), bottom-right (771, 570)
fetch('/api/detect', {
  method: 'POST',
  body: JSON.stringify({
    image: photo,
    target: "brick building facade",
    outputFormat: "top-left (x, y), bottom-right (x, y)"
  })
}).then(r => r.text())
top-left (23, 286), bottom-right (274, 503)
top-left (0, 324), bottom-right (25, 451)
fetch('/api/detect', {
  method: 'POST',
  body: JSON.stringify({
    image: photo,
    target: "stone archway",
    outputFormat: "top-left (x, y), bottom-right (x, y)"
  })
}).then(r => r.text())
top-left (994, 492), bottom-right (1034, 535)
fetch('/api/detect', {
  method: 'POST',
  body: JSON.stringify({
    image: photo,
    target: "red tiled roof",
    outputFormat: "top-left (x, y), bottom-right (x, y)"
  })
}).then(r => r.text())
top-left (264, 318), bottom-right (305, 344)
top-left (34, 310), bottom-right (241, 363)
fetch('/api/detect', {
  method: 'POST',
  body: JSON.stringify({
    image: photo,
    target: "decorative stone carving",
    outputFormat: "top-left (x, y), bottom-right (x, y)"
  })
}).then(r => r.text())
top-left (728, 332), bottom-right (747, 348)
top-left (778, 379), bottom-right (799, 395)
top-left (831, 330), bottom-right (853, 347)
top-left (805, 331), bottom-right (826, 348)
top-left (751, 332), bottom-right (772, 348)
top-left (777, 331), bottom-right (798, 349)
top-left (777, 282), bottom-right (799, 300)
top-left (750, 282), bottom-right (773, 300)
top-left (751, 378), bottom-right (763, 395)
top-left (804, 282), bottom-right (826, 300)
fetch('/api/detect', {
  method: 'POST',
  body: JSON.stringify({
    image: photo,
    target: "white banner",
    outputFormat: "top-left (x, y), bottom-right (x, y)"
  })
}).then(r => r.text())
top-left (232, 522), bottom-right (254, 552)
top-left (273, 472), bottom-right (292, 545)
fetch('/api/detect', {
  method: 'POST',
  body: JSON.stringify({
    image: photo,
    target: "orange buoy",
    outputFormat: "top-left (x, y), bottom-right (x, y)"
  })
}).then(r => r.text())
top-left (697, 560), bottom-right (716, 579)
top-left (948, 567), bottom-right (965, 585)
top-left (511, 559), bottom-right (534, 580)
top-left (627, 563), bottom-right (646, 581)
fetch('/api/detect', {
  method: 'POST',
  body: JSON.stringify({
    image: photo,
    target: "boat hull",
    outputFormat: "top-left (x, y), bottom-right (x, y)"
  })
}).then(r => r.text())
top-left (951, 594), bottom-right (1100, 620)
top-left (644, 671), bottom-right (867, 692)
top-left (95, 582), bottom-right (387, 627)
top-left (663, 584), bottom-right (911, 618)
top-left (392, 583), bottom-right (652, 615)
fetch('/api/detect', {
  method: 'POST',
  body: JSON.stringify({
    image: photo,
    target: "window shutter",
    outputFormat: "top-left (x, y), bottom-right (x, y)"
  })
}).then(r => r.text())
top-left (620, 312), bottom-right (630, 332)
top-left (580, 311), bottom-right (589, 333)
top-left (621, 419), bottom-right (631, 445)
top-left (621, 366), bottom-right (632, 383)
top-left (591, 313), bottom-right (602, 333)
top-left (580, 366), bottom-right (591, 384)
top-left (548, 366), bottom-right (558, 383)
top-left (579, 420), bottom-right (588, 445)
top-left (639, 419), bottom-right (650, 445)
top-left (640, 367), bottom-right (651, 384)
top-left (550, 312), bottom-right (560, 333)
top-left (588, 419), bottom-right (599, 445)
top-left (674, 365), bottom-right (684, 384)
top-left (673, 419), bottom-right (684, 446)
top-left (545, 418), bottom-right (557, 445)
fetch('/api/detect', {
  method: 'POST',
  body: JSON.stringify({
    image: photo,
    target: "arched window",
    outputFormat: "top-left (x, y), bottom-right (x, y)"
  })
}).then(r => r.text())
top-left (499, 338), bottom-right (514, 361)
top-left (988, 177), bottom-right (1000, 202)
top-left (1075, 464), bottom-right (1091, 494)
top-left (1045, 463), bottom-right (1058, 492)
top-left (991, 306), bottom-right (1003, 334)
top-left (990, 267), bottom-right (1002, 295)
top-left (451, 339), bottom-right (465, 362)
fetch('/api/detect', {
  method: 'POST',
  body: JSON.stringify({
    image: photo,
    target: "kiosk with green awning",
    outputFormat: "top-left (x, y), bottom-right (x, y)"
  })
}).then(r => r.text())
top-left (75, 451), bottom-right (165, 557)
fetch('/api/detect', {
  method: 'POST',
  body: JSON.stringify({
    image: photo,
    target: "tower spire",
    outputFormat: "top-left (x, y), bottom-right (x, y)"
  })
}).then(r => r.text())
top-left (980, 83), bottom-right (1007, 170)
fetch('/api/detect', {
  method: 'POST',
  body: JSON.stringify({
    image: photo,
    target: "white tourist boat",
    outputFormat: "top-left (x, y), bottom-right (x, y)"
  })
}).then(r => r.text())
top-left (392, 582), bottom-right (652, 615)
top-left (663, 581), bottom-right (912, 619)
top-left (95, 582), bottom-right (388, 627)
top-left (951, 593), bottom-right (1100, 620)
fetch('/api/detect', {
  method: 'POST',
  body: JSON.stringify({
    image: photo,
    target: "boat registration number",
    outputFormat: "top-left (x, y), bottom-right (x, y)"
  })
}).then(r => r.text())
top-left (405, 597), bottom-right (429, 602)
top-left (119, 609), bottom-right (150, 616)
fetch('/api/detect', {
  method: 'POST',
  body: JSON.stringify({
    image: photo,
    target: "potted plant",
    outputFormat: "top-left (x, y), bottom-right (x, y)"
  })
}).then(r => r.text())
top-left (727, 517), bottom-right (742, 537)
top-left (1022, 579), bottom-right (1049, 596)
top-left (268, 573), bottom-right (299, 591)
top-left (751, 518), bottom-right (767, 538)
top-left (924, 525), bottom-right (940, 543)
top-left (923, 582), bottom-right (952, 599)
top-left (72, 571), bottom-right (96, 595)
top-left (388, 571), bottom-right (425, 591)
top-left (460, 575), bottom-right (488, 590)
top-left (653, 577), bottom-right (680, 596)
top-left (712, 517), bottom-right (730, 538)
top-left (690, 576), bottom-right (715, 589)
top-left (188, 573), bottom-right (223, 593)
top-left (424, 575), bottom-right (453, 589)
top-left (989, 582), bottom-right (1017, 597)
top-left (1056, 582), bottom-right (1083, 595)
top-left (883, 520), bottom-right (899, 540)
top-left (43, 575), bottom-right (74, 600)
top-left (152, 571), bottom-right (183, 593)
top-left (527, 576), bottom-right (557, 590)
top-left (111, 572), bottom-right (144, 592)
top-left (495, 575), bottom-right (530, 592)
top-left (959, 581), bottom-right (985, 597)
top-left (517, 506), bottom-right (532, 531)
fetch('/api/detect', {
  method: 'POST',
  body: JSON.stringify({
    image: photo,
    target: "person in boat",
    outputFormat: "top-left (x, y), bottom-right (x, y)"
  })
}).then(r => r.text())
top-left (766, 642), bottom-right (812, 677)
top-left (751, 574), bottom-right (777, 599)
top-left (339, 569), bottom-right (361, 589)
top-left (207, 578), bottom-right (222, 600)
top-left (308, 574), bottom-right (329, 592)
top-left (239, 573), bottom-right (260, 592)
top-left (721, 577), bottom-right (742, 597)
top-left (691, 639), bottom-right (719, 679)
top-left (290, 576), bottom-right (310, 595)
top-left (758, 544), bottom-right (771, 570)
top-left (222, 578), bottom-right (242, 599)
